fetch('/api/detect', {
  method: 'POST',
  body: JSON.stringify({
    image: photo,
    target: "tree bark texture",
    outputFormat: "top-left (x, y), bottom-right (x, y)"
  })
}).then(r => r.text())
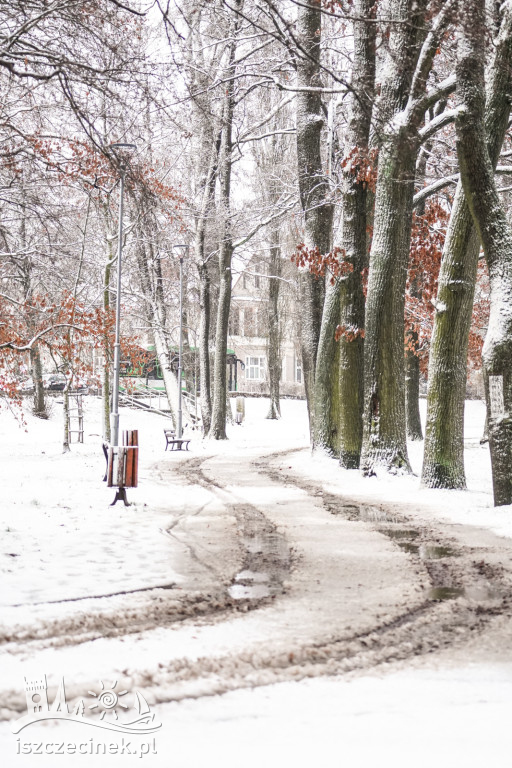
top-left (360, 138), bottom-right (416, 473)
top-left (198, 260), bottom-right (212, 433)
top-left (361, 0), bottom-right (454, 474)
top-left (422, 2), bottom-right (512, 488)
top-left (405, 334), bottom-right (423, 440)
top-left (313, 278), bottom-right (340, 451)
top-left (455, 0), bottom-right (512, 505)
top-left (29, 345), bottom-right (46, 419)
top-left (337, 0), bottom-right (376, 466)
top-left (295, 0), bottom-right (333, 436)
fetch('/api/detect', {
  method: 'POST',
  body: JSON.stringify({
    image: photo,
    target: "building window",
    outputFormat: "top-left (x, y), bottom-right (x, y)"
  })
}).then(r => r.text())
top-left (295, 355), bottom-right (302, 384)
top-left (245, 356), bottom-right (265, 380)
top-left (242, 273), bottom-right (248, 290)
top-left (229, 309), bottom-right (240, 335)
top-left (243, 307), bottom-right (260, 337)
top-left (254, 261), bottom-right (264, 289)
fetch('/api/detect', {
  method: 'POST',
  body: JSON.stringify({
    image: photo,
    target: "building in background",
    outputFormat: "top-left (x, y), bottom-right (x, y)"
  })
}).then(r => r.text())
top-left (228, 257), bottom-right (304, 398)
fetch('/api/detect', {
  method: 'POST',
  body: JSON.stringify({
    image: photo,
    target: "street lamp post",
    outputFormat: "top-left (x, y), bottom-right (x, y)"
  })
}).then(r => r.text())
top-left (173, 244), bottom-right (189, 439)
top-left (109, 143), bottom-right (136, 447)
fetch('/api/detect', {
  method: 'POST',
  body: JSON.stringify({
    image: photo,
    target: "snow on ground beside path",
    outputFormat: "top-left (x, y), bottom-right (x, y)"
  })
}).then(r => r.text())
top-left (0, 401), bottom-right (187, 609)
top-left (1, 663), bottom-right (511, 767)
top-left (152, 662), bottom-right (512, 768)
top-left (289, 398), bottom-right (512, 540)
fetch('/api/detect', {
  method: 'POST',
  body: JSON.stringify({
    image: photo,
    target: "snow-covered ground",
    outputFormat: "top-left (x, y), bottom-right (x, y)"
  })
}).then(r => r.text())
top-left (1, 393), bottom-right (511, 767)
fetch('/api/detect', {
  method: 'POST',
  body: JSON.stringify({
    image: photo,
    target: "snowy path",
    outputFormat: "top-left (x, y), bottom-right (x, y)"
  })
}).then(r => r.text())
top-left (0, 438), bottom-right (426, 712)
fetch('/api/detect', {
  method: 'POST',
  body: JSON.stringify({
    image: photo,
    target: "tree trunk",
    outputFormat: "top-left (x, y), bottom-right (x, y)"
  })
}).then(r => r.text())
top-left (134, 233), bottom-right (181, 427)
top-left (360, 139), bottom-right (416, 474)
top-left (405, 334), bottom-right (424, 440)
top-left (455, 0), bottom-right (512, 506)
top-left (313, 278), bottom-right (339, 451)
top-left (360, 0), bottom-right (452, 474)
top-left (266, 225), bottom-right (282, 420)
top-left (29, 345), bottom-right (47, 419)
top-left (422, 3), bottom-right (512, 488)
top-left (20, 188), bottom-right (48, 421)
top-left (295, 0), bottom-right (333, 437)
top-left (198, 260), bottom-right (212, 433)
top-left (102, 232), bottom-right (113, 443)
top-left (193, 131), bottom-right (220, 436)
top-left (208, 1), bottom-right (242, 440)
top-left (62, 384), bottom-right (70, 453)
top-left (337, 0), bottom-right (376, 466)
top-left (421, 187), bottom-right (479, 487)
top-left (209, 235), bottom-right (232, 439)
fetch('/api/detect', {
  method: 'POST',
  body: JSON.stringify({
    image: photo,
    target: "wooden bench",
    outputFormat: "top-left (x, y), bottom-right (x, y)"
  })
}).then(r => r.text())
top-left (164, 429), bottom-right (190, 451)
top-left (164, 428), bottom-right (176, 449)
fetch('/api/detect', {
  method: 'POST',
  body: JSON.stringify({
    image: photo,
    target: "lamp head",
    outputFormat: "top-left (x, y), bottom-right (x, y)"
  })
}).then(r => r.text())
top-left (108, 143), bottom-right (137, 170)
top-left (173, 244), bottom-right (189, 261)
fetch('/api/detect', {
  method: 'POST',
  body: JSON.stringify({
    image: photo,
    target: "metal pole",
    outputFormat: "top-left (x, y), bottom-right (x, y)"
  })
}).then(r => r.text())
top-left (110, 168), bottom-right (124, 447)
top-left (177, 255), bottom-right (184, 439)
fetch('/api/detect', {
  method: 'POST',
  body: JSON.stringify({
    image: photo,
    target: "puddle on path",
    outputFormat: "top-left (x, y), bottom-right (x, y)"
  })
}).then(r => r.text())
top-left (380, 528), bottom-right (421, 540)
top-left (228, 583), bottom-right (272, 600)
top-left (333, 504), bottom-right (403, 523)
top-left (420, 544), bottom-right (458, 560)
top-left (228, 507), bottom-right (290, 601)
top-left (428, 585), bottom-right (501, 602)
top-left (358, 506), bottom-right (401, 523)
top-left (394, 542), bottom-right (459, 559)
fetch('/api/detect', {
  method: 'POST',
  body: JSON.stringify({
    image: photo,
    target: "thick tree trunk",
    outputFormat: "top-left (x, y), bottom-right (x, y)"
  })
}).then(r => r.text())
top-left (421, 187), bottom-right (479, 487)
top-left (295, 0), bottom-right (334, 437)
top-left (360, 0), bottom-right (453, 474)
top-left (422, 3), bottom-right (512, 488)
top-left (336, 0), bottom-right (376, 466)
top-left (456, 0), bottom-right (512, 506)
top-left (361, 140), bottom-right (416, 474)
top-left (313, 278), bottom-right (339, 450)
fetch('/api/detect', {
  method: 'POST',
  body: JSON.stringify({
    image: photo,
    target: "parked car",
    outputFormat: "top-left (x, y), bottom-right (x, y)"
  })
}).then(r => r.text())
top-left (19, 373), bottom-right (67, 394)
top-left (42, 373), bottom-right (67, 391)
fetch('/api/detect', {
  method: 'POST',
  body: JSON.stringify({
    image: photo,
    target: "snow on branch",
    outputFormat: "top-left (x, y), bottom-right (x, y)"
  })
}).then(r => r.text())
top-left (0, 324), bottom-right (85, 352)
